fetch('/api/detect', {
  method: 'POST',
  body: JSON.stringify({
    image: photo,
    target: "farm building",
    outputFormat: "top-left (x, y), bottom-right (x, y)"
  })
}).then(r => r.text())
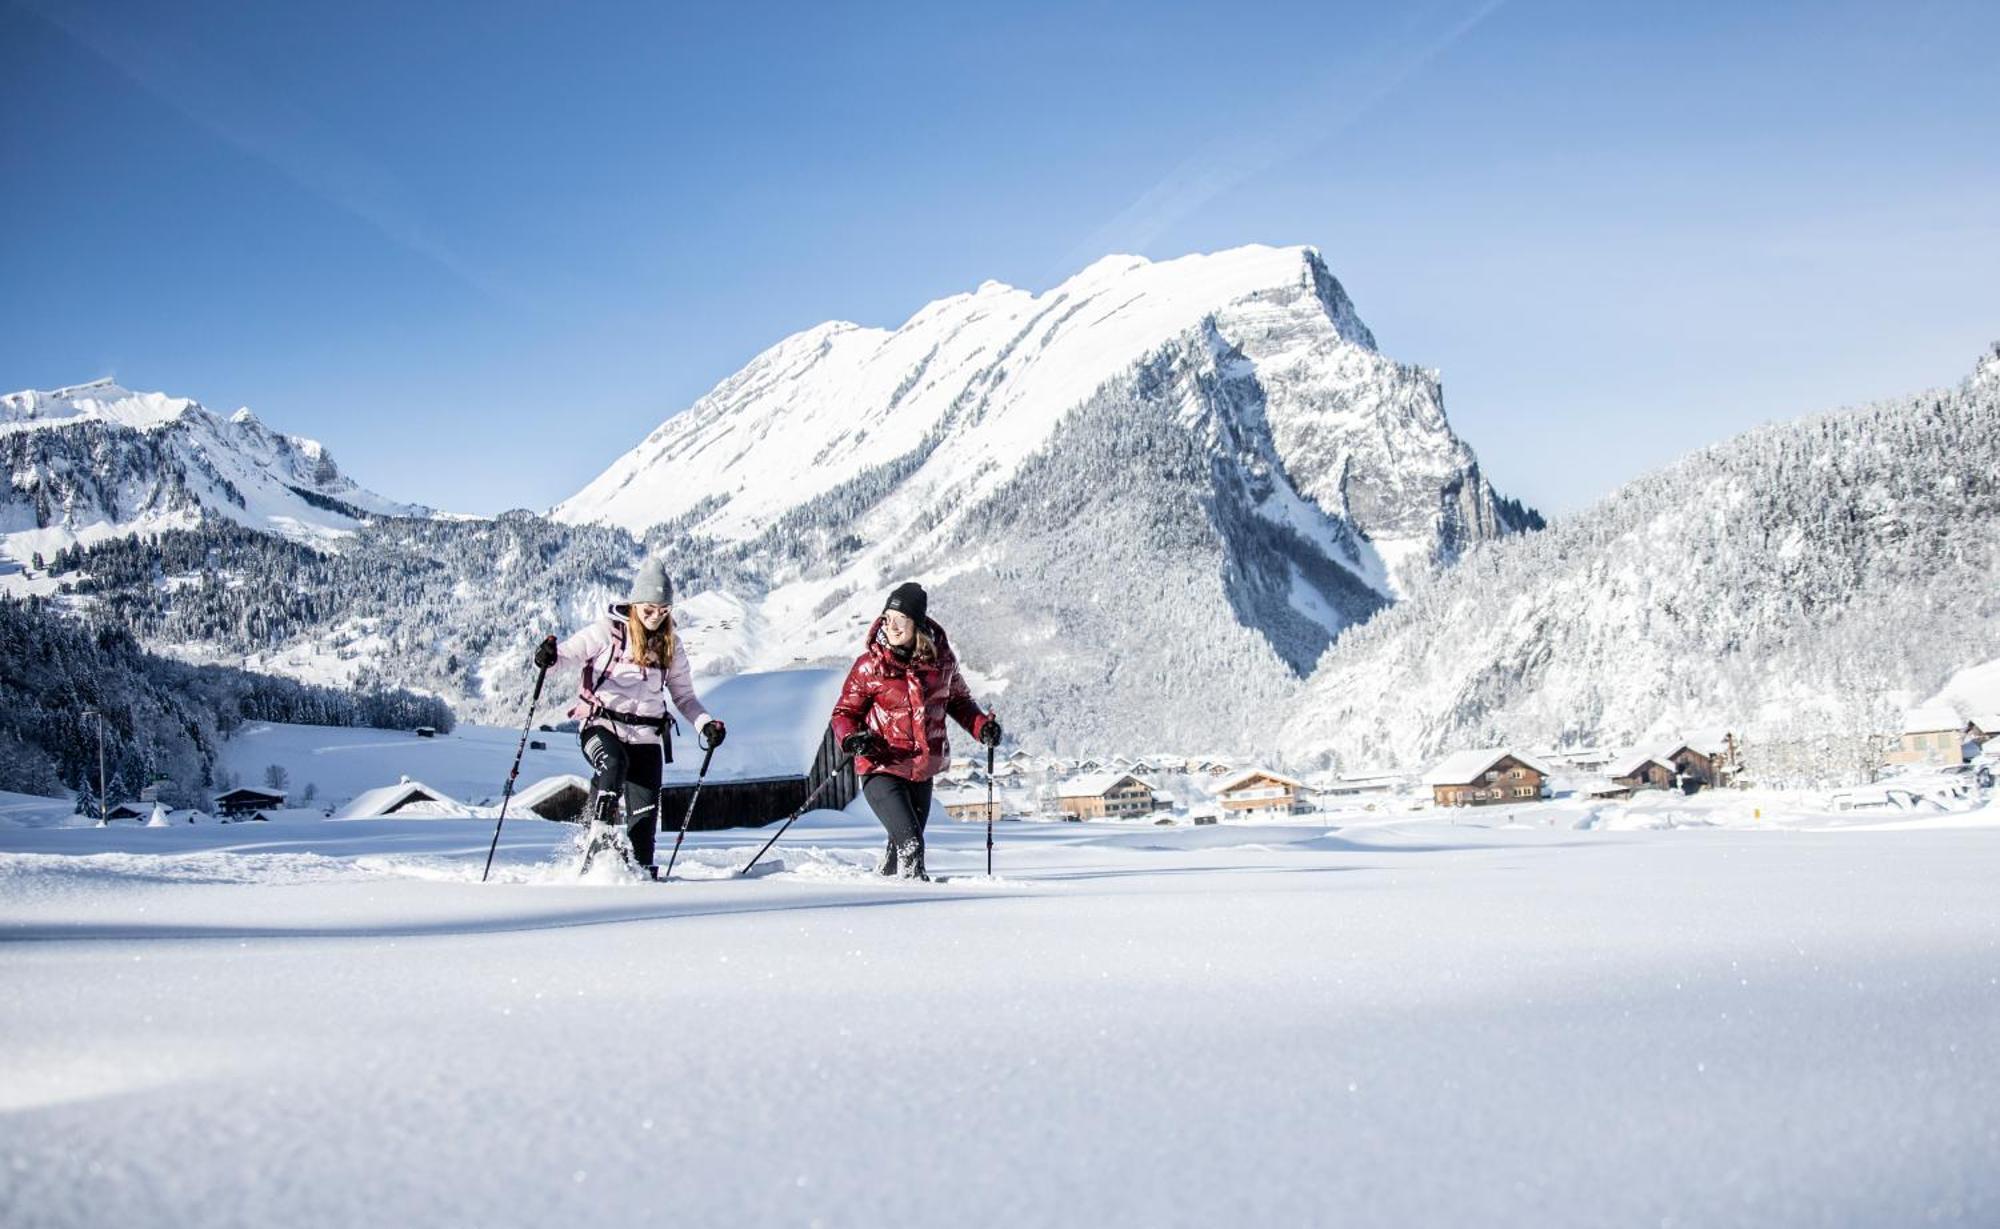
top-left (655, 668), bottom-right (858, 831)
top-left (1607, 743), bottom-right (1716, 794)
top-left (214, 787), bottom-right (286, 817)
top-left (336, 778), bottom-right (469, 819)
top-left (1054, 774), bottom-right (1157, 820)
top-left (1424, 750), bottom-right (1552, 808)
top-left (1213, 769), bottom-right (1310, 817)
top-left (1885, 709), bottom-right (1972, 768)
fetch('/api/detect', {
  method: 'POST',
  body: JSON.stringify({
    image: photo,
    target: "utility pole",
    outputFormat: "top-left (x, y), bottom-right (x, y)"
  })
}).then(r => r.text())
top-left (82, 709), bottom-right (106, 818)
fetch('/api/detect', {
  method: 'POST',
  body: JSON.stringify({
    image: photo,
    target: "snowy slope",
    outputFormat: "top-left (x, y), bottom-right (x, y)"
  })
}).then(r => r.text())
top-left (550, 245), bottom-right (1534, 751)
top-left (557, 246), bottom-right (1525, 599)
top-left (0, 378), bottom-right (426, 565)
top-left (1281, 343), bottom-right (2000, 772)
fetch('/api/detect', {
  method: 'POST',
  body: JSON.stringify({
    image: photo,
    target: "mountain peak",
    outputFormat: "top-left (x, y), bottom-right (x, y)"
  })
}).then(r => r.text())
top-left (1, 380), bottom-right (200, 434)
top-left (0, 379), bottom-right (427, 562)
top-left (1971, 340), bottom-right (2000, 392)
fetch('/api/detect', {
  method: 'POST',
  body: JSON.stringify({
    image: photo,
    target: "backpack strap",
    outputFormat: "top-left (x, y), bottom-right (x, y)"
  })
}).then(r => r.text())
top-left (578, 621), bottom-right (627, 706)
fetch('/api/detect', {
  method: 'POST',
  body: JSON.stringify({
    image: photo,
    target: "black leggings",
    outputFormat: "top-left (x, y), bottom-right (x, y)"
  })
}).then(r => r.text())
top-left (863, 773), bottom-right (933, 848)
top-left (581, 727), bottom-right (664, 866)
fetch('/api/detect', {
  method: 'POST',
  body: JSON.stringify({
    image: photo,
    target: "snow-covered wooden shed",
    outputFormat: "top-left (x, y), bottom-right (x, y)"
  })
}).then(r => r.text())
top-left (335, 778), bottom-right (468, 819)
top-left (655, 669), bottom-right (857, 831)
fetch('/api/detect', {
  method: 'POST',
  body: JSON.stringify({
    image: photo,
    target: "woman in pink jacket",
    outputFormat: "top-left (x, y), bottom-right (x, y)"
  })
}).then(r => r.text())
top-left (533, 559), bottom-right (723, 878)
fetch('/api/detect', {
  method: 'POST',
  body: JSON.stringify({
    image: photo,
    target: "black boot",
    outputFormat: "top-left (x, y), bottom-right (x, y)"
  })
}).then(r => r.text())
top-left (876, 839), bottom-right (898, 876)
top-left (895, 838), bottom-right (928, 882)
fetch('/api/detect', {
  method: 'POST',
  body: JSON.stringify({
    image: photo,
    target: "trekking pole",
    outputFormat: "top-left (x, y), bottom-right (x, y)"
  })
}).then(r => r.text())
top-left (737, 750), bottom-right (857, 877)
top-left (480, 662), bottom-right (550, 883)
top-left (661, 734), bottom-right (718, 882)
top-left (986, 736), bottom-right (997, 877)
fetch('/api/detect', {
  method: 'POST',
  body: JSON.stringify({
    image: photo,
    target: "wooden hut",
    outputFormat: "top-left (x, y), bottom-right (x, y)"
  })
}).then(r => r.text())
top-left (654, 669), bottom-right (858, 831)
top-left (1423, 750), bottom-right (1552, 808)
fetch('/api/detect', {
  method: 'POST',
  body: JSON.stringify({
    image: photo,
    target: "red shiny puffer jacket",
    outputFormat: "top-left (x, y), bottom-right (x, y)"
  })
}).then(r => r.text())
top-left (830, 616), bottom-right (990, 782)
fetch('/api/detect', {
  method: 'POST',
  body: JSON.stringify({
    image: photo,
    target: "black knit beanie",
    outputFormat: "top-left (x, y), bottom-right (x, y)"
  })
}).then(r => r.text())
top-left (883, 581), bottom-right (928, 624)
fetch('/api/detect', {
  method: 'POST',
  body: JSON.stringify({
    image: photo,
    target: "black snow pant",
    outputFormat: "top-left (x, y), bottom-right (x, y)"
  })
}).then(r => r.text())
top-left (862, 773), bottom-right (933, 851)
top-left (581, 726), bottom-right (664, 867)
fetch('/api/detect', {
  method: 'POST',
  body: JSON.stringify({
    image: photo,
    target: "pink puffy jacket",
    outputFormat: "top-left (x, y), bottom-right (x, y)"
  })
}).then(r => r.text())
top-left (554, 609), bottom-right (712, 748)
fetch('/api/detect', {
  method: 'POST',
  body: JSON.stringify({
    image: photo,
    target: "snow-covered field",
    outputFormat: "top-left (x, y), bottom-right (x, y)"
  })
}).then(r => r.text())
top-left (4, 792), bottom-right (1998, 1227)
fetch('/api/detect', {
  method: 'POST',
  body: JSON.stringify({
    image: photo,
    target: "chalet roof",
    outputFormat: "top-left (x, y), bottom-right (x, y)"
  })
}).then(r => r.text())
top-left (1214, 768), bottom-right (1305, 794)
top-left (1902, 707), bottom-right (1963, 735)
top-left (336, 779), bottom-right (466, 820)
top-left (1604, 742), bottom-right (1696, 779)
top-left (1963, 711), bottom-right (2000, 734)
top-left (215, 787), bottom-right (286, 804)
top-left (1056, 772), bottom-right (1154, 799)
top-left (245, 808), bottom-right (332, 824)
top-left (513, 774), bottom-right (592, 810)
top-left (1421, 748), bottom-right (1555, 787)
top-left (661, 668), bottom-right (846, 784)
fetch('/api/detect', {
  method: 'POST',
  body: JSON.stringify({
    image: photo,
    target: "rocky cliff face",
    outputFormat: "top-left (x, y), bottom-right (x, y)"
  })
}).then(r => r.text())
top-left (1279, 345), bottom-right (2000, 772)
top-left (553, 245), bottom-right (1536, 748)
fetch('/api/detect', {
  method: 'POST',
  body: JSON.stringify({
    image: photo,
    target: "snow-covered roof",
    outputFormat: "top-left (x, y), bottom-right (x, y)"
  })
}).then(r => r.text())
top-left (1902, 707), bottom-right (1962, 735)
top-left (1421, 749), bottom-right (1554, 786)
top-left (1604, 743), bottom-right (1694, 780)
top-left (513, 774), bottom-right (592, 810)
top-left (662, 668), bottom-right (846, 784)
top-left (336, 779), bottom-right (466, 819)
top-left (215, 787), bottom-right (286, 804)
top-left (244, 808), bottom-right (331, 824)
top-left (1213, 768), bottom-right (1304, 794)
top-left (1962, 711), bottom-right (2000, 734)
top-left (1056, 772), bottom-right (1154, 799)
top-left (1576, 779), bottom-right (1631, 797)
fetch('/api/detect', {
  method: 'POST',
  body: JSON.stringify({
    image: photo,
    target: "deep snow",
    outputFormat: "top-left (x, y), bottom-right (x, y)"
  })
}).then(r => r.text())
top-left (3, 795), bottom-right (1998, 1227)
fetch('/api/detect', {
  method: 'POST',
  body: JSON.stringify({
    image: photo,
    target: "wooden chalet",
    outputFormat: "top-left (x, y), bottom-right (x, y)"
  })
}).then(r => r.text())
top-left (937, 783), bottom-right (1018, 823)
top-left (1607, 742), bottom-right (1716, 793)
top-left (513, 774), bottom-right (593, 822)
top-left (214, 787), bottom-right (287, 818)
top-left (1885, 708), bottom-right (1970, 768)
top-left (1213, 769), bottom-right (1309, 817)
top-left (1054, 773), bottom-right (1157, 820)
top-left (1423, 750), bottom-right (1552, 808)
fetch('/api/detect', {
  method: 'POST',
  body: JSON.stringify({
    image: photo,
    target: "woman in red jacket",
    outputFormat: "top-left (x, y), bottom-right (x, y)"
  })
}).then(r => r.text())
top-left (830, 582), bottom-right (1000, 880)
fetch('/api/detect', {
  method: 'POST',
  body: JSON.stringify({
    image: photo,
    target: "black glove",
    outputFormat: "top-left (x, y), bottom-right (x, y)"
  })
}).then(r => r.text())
top-left (841, 730), bottom-right (876, 757)
top-left (532, 635), bottom-right (558, 670)
top-left (978, 716), bottom-right (1002, 748)
top-left (700, 719), bottom-right (726, 748)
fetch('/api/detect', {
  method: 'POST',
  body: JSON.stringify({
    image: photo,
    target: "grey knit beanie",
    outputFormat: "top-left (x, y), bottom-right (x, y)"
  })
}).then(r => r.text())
top-left (626, 559), bottom-right (672, 606)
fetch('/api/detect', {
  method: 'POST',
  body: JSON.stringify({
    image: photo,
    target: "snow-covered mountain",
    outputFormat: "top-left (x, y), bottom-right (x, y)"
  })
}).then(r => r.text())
top-left (556, 245), bottom-right (1536, 750)
top-left (1280, 342), bottom-right (2000, 773)
top-left (1, 378), bottom-right (425, 563)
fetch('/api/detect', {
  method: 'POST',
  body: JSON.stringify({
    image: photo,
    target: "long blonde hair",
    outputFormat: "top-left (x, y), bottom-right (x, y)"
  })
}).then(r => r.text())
top-left (625, 607), bottom-right (676, 669)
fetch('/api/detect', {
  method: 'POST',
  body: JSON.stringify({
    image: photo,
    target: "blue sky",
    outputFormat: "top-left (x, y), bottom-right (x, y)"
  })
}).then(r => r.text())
top-left (4, 0), bottom-right (1996, 516)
